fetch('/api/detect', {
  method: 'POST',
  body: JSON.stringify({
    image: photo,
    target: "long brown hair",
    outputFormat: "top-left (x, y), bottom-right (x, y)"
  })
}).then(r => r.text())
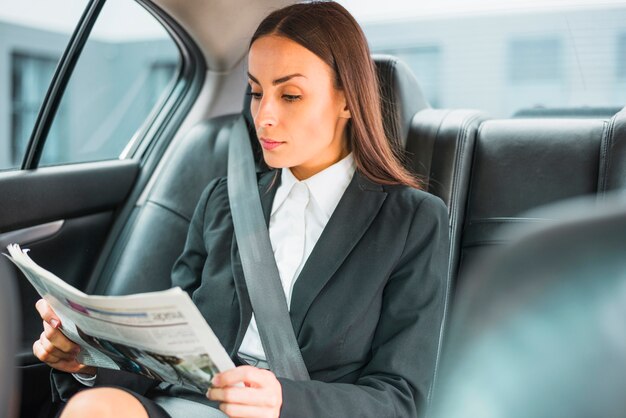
top-left (250, 1), bottom-right (422, 189)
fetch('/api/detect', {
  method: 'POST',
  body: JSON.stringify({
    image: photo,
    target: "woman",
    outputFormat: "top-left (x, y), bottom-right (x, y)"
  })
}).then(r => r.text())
top-left (34, 2), bottom-right (449, 417)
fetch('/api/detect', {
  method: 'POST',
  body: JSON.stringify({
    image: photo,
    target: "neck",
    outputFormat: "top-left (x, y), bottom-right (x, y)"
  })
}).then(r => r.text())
top-left (290, 149), bottom-right (349, 180)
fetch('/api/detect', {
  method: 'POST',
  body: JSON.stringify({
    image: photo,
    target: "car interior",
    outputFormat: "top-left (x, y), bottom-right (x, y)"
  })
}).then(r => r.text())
top-left (431, 192), bottom-right (626, 418)
top-left (1, 0), bottom-right (625, 417)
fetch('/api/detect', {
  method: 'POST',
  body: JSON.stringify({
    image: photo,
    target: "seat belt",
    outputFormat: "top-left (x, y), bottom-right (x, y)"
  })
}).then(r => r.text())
top-left (226, 116), bottom-right (310, 381)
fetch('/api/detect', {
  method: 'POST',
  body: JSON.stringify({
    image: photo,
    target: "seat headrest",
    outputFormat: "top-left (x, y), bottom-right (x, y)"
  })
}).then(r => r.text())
top-left (373, 54), bottom-right (430, 148)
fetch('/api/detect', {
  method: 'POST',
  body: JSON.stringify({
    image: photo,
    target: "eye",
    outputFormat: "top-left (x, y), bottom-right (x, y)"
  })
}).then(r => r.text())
top-left (283, 94), bottom-right (301, 102)
top-left (247, 91), bottom-right (262, 100)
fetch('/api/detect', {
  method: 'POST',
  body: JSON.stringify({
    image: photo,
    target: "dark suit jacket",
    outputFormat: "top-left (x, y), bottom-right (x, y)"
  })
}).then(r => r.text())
top-left (52, 170), bottom-right (450, 418)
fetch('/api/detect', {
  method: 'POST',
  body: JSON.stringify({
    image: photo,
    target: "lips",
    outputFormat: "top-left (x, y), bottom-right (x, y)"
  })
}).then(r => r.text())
top-left (260, 137), bottom-right (285, 151)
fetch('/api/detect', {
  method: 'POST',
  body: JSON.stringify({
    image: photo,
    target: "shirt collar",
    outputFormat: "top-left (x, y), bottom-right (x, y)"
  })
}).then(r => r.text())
top-left (271, 153), bottom-right (356, 217)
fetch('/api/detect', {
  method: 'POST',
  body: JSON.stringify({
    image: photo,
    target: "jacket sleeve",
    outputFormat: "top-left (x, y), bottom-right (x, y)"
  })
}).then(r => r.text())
top-left (50, 179), bottom-right (224, 403)
top-left (171, 177), bottom-right (222, 294)
top-left (278, 194), bottom-right (450, 418)
top-left (50, 368), bottom-right (159, 403)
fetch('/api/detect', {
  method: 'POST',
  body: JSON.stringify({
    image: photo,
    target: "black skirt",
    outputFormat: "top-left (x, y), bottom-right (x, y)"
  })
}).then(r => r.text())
top-left (116, 387), bottom-right (227, 418)
top-left (116, 387), bottom-right (172, 418)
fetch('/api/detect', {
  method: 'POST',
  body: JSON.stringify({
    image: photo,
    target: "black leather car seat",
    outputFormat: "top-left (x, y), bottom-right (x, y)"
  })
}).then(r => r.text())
top-left (405, 109), bottom-right (489, 336)
top-left (402, 104), bottom-right (490, 404)
top-left (455, 108), bottom-right (626, 301)
top-left (431, 192), bottom-right (626, 418)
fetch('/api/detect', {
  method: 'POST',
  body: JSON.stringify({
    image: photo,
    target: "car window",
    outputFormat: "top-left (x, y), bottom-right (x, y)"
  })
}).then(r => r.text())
top-left (0, 1), bottom-right (86, 171)
top-left (41, 0), bottom-right (180, 167)
top-left (0, 0), bottom-right (180, 171)
top-left (339, 0), bottom-right (626, 118)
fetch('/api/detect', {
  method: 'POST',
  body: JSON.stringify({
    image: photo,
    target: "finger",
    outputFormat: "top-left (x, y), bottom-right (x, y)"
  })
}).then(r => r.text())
top-left (213, 366), bottom-right (275, 388)
top-left (33, 340), bottom-right (96, 375)
top-left (33, 339), bottom-right (64, 364)
top-left (35, 299), bottom-right (61, 328)
top-left (33, 340), bottom-right (93, 373)
top-left (38, 332), bottom-right (77, 361)
top-left (208, 387), bottom-right (279, 408)
top-left (43, 321), bottom-right (80, 354)
top-left (219, 402), bottom-right (272, 418)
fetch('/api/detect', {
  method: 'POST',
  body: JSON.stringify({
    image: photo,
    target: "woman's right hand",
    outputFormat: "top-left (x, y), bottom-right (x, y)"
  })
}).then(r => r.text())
top-left (33, 298), bottom-right (96, 375)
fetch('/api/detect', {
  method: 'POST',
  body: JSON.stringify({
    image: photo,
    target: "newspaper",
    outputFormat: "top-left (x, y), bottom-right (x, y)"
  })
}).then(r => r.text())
top-left (5, 243), bottom-right (235, 393)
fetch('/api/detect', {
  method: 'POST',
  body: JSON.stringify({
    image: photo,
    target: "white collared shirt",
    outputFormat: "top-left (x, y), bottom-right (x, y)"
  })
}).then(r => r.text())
top-left (238, 153), bottom-right (356, 361)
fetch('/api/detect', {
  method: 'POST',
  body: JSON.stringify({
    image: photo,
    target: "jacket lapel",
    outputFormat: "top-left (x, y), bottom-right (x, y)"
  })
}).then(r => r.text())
top-left (232, 170), bottom-right (387, 345)
top-left (289, 172), bottom-right (387, 334)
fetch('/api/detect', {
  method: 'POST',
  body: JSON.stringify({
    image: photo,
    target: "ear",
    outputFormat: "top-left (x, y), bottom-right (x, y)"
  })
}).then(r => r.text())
top-left (338, 92), bottom-right (351, 119)
top-left (340, 105), bottom-right (351, 119)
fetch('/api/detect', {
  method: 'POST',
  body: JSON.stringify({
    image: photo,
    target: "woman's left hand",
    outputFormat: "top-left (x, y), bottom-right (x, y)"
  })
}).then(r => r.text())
top-left (207, 365), bottom-right (282, 418)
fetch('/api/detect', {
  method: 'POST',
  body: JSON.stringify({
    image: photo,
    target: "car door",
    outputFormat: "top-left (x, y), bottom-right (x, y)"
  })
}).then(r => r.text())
top-left (0, 1), bottom-right (204, 416)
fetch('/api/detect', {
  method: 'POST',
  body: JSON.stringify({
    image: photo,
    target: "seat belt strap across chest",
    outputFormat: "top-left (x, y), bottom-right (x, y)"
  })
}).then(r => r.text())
top-left (227, 116), bottom-right (310, 381)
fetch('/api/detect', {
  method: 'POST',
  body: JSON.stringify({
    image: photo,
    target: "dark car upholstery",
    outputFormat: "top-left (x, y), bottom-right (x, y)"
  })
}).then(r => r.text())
top-left (432, 193), bottom-right (626, 418)
top-left (404, 109), bottom-right (489, 338)
top-left (454, 109), bottom-right (626, 300)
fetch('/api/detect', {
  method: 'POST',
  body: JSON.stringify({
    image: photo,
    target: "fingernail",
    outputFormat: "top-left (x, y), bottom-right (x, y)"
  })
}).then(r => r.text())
top-left (213, 374), bottom-right (221, 385)
top-left (50, 319), bottom-right (60, 328)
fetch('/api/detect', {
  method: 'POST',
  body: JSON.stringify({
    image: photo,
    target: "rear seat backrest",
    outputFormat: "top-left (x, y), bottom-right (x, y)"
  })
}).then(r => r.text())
top-left (406, 109), bottom-right (488, 296)
top-left (456, 117), bottom-right (610, 296)
top-left (424, 110), bottom-right (625, 408)
top-left (403, 108), bottom-right (489, 402)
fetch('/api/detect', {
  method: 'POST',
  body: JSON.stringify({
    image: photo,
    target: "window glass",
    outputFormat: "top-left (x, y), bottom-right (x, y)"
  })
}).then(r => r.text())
top-left (618, 33), bottom-right (626, 79)
top-left (340, 0), bottom-right (626, 117)
top-left (40, 0), bottom-right (179, 167)
top-left (11, 53), bottom-right (69, 165)
top-left (0, 1), bottom-right (84, 171)
top-left (508, 38), bottom-right (563, 82)
top-left (507, 38), bottom-right (565, 114)
top-left (616, 33), bottom-right (626, 104)
top-left (0, 0), bottom-right (179, 170)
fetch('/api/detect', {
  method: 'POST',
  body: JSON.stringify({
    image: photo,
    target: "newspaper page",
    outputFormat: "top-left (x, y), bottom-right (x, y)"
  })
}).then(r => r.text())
top-left (5, 244), bottom-right (235, 393)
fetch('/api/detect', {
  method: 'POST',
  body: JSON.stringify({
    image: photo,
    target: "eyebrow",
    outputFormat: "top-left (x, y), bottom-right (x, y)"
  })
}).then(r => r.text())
top-left (247, 72), bottom-right (307, 86)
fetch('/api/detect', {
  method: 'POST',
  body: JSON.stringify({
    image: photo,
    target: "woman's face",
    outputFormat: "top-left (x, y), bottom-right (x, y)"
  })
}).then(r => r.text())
top-left (247, 35), bottom-right (351, 180)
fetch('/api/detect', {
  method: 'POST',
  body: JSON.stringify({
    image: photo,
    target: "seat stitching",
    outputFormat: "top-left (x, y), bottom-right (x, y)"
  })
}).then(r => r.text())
top-left (598, 118), bottom-right (614, 195)
top-left (146, 200), bottom-right (192, 224)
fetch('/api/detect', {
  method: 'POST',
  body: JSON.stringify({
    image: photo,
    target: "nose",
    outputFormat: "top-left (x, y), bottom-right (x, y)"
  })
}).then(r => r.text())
top-left (253, 96), bottom-right (277, 128)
